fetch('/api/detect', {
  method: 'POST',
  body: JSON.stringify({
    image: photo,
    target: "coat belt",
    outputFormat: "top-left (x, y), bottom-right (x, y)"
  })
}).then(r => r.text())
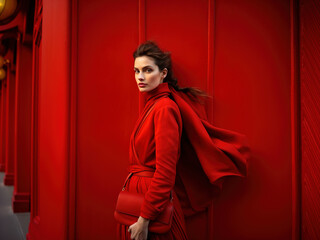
top-left (128, 165), bottom-right (155, 178)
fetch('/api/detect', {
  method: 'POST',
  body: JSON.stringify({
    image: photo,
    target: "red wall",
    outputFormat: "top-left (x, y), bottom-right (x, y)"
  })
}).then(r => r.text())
top-left (0, 87), bottom-right (2, 170)
top-left (300, 0), bottom-right (320, 238)
top-left (38, 1), bottom-right (70, 239)
top-left (32, 0), bottom-right (296, 239)
top-left (13, 36), bottom-right (32, 212)
top-left (75, 0), bottom-right (292, 239)
top-left (75, 0), bottom-right (139, 239)
top-left (28, 4), bottom-right (42, 238)
top-left (75, 0), bottom-right (213, 239)
top-left (0, 78), bottom-right (6, 171)
top-left (212, 1), bottom-right (292, 239)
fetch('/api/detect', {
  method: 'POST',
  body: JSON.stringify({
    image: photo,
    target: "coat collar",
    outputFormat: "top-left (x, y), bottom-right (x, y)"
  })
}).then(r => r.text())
top-left (141, 82), bottom-right (171, 105)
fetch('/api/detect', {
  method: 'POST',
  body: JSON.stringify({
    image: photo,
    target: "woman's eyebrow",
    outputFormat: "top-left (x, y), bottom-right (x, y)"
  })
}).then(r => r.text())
top-left (142, 65), bottom-right (153, 69)
top-left (134, 65), bottom-right (153, 70)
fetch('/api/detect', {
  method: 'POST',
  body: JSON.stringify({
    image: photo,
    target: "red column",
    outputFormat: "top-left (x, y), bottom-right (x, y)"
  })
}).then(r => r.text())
top-left (27, 2), bottom-right (42, 239)
top-left (0, 79), bottom-right (7, 172)
top-left (0, 87), bottom-right (2, 171)
top-left (0, 88), bottom-right (1, 170)
top-left (12, 34), bottom-right (32, 212)
top-left (4, 52), bottom-right (16, 186)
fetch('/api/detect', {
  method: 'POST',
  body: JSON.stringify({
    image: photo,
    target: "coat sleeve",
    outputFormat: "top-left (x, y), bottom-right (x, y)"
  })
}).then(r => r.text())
top-left (140, 101), bottom-right (182, 220)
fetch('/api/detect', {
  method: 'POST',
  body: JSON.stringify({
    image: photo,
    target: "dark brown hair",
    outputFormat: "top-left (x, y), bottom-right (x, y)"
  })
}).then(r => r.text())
top-left (133, 41), bottom-right (207, 97)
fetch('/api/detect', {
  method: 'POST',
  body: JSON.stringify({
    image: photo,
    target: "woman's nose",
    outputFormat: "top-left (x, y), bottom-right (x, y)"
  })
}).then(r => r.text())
top-left (138, 72), bottom-right (144, 81)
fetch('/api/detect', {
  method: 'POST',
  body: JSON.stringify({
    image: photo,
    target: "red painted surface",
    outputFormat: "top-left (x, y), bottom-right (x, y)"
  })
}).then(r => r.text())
top-left (34, 0), bottom-right (71, 239)
top-left (0, 79), bottom-right (6, 172)
top-left (212, 1), bottom-right (292, 239)
top-left (300, 0), bottom-right (320, 239)
top-left (4, 50), bottom-right (15, 186)
top-left (76, 1), bottom-right (138, 239)
top-left (290, 0), bottom-right (300, 239)
top-left (0, 89), bottom-right (2, 170)
top-left (13, 35), bottom-right (32, 212)
top-left (74, 0), bottom-right (292, 239)
top-left (27, 1), bottom-right (42, 239)
top-left (27, 0), bottom-right (301, 239)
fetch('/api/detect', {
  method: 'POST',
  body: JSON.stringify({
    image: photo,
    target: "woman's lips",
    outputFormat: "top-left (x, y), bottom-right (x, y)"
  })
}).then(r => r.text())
top-left (138, 83), bottom-right (146, 87)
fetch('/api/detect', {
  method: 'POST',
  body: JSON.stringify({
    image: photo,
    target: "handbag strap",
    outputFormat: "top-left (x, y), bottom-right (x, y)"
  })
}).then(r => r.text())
top-left (125, 97), bottom-right (173, 200)
top-left (122, 172), bottom-right (134, 191)
top-left (132, 99), bottom-right (160, 163)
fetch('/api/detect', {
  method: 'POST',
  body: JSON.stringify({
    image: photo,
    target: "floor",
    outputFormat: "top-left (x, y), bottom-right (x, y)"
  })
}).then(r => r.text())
top-left (0, 172), bottom-right (30, 240)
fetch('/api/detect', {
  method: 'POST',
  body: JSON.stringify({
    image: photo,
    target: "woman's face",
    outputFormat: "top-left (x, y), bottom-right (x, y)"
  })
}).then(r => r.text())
top-left (134, 56), bottom-right (167, 92)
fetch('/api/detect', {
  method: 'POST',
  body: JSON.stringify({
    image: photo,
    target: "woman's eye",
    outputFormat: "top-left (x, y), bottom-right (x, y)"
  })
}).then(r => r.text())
top-left (146, 68), bottom-right (152, 73)
top-left (134, 69), bottom-right (139, 73)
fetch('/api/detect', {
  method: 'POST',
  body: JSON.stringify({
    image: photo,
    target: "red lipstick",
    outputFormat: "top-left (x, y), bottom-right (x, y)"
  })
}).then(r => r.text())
top-left (138, 83), bottom-right (146, 87)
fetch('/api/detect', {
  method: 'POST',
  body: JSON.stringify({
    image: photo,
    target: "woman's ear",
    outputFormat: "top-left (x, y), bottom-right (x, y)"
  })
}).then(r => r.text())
top-left (161, 68), bottom-right (168, 80)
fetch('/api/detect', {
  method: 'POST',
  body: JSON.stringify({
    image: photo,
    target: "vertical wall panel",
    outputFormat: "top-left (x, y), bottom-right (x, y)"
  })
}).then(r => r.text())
top-left (76, 1), bottom-right (139, 239)
top-left (13, 35), bottom-right (32, 212)
top-left (213, 1), bottom-right (292, 239)
top-left (300, 0), bottom-right (320, 239)
top-left (28, 6), bottom-right (42, 238)
top-left (4, 57), bottom-right (16, 186)
top-left (290, 0), bottom-right (300, 239)
top-left (0, 89), bottom-right (1, 170)
top-left (0, 80), bottom-right (6, 172)
top-left (147, 0), bottom-right (209, 91)
top-left (38, 1), bottom-right (71, 239)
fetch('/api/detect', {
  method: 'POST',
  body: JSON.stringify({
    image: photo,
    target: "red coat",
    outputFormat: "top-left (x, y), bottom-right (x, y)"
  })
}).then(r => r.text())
top-left (128, 82), bottom-right (250, 219)
top-left (118, 82), bottom-right (249, 239)
top-left (128, 85), bottom-right (182, 220)
top-left (118, 84), bottom-right (188, 239)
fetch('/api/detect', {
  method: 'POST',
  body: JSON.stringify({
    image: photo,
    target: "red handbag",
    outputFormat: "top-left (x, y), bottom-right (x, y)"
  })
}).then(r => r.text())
top-left (114, 173), bottom-right (174, 234)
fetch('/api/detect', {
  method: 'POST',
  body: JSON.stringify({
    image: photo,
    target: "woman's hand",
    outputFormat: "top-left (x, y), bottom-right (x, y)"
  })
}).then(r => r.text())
top-left (128, 216), bottom-right (150, 240)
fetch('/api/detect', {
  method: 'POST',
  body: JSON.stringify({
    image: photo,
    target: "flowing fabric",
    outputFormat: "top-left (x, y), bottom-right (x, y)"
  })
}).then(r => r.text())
top-left (116, 82), bottom-right (250, 239)
top-left (169, 86), bottom-right (250, 215)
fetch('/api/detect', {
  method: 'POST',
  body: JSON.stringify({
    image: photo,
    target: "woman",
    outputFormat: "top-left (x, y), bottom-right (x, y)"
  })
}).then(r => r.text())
top-left (116, 41), bottom-right (249, 240)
